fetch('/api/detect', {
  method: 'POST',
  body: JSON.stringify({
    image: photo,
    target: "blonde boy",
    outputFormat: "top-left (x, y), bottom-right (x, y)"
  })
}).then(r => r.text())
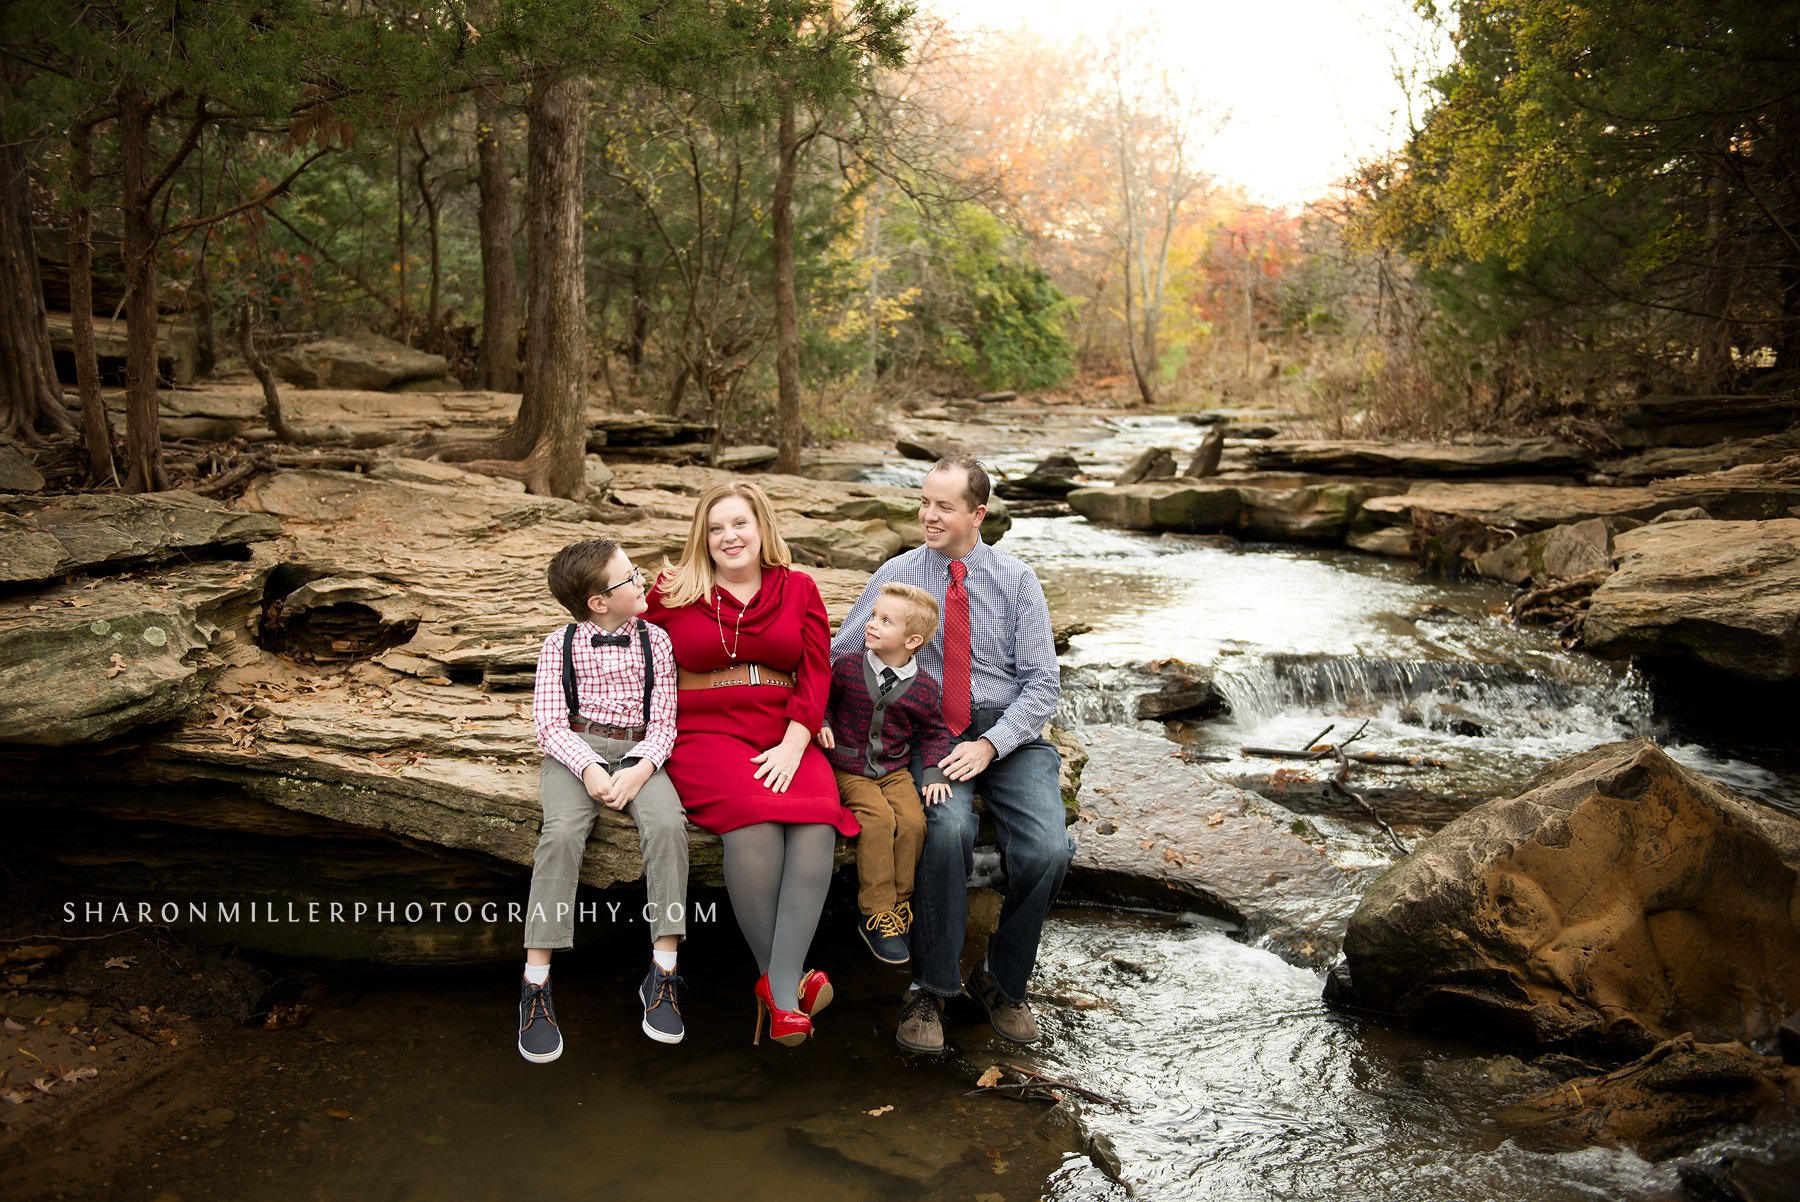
top-left (817, 583), bottom-right (955, 964)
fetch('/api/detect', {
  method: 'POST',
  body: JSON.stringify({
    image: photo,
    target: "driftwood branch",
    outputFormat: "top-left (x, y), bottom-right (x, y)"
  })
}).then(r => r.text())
top-left (1241, 747), bottom-right (1446, 769)
top-left (1326, 742), bottom-right (1408, 855)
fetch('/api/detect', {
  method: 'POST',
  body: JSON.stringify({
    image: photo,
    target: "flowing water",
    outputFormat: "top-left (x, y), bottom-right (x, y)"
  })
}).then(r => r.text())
top-left (21, 425), bottom-right (1800, 1199)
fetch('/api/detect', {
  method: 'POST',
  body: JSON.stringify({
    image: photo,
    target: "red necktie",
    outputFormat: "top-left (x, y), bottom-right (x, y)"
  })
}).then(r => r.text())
top-left (942, 559), bottom-right (972, 735)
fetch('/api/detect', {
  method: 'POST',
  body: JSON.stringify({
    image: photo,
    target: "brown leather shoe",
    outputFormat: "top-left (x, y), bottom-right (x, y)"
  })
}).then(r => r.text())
top-left (896, 988), bottom-right (945, 1054)
top-left (966, 966), bottom-right (1040, 1044)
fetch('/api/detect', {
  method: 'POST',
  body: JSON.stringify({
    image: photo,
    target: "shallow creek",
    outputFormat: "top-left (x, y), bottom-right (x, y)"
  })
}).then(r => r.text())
top-left (20, 424), bottom-right (1800, 1199)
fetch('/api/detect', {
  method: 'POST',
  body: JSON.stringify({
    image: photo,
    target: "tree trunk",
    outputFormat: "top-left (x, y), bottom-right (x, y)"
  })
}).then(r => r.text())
top-left (119, 83), bottom-right (167, 493)
top-left (1695, 123), bottom-right (1736, 386)
top-left (772, 92), bottom-right (803, 474)
top-left (475, 98), bottom-right (520, 392)
top-left (70, 118), bottom-right (114, 483)
top-left (513, 74), bottom-right (591, 496)
top-left (413, 129), bottom-right (441, 339)
top-left (395, 137), bottom-right (409, 347)
top-left (0, 95), bottom-right (71, 443)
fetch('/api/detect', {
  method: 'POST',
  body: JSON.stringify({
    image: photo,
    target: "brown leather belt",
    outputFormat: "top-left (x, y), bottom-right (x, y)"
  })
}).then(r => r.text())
top-left (570, 719), bottom-right (647, 739)
top-left (677, 663), bottom-right (796, 691)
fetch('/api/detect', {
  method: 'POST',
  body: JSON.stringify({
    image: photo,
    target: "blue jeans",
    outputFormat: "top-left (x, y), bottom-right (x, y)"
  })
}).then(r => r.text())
top-left (909, 709), bottom-right (1074, 1002)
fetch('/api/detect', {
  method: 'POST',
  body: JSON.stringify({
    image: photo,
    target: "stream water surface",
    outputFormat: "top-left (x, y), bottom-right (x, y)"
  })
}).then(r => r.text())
top-left (22, 423), bottom-right (1800, 1200)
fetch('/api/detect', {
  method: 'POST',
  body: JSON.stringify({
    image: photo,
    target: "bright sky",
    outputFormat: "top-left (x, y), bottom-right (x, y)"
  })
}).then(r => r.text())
top-left (927, 0), bottom-right (1451, 207)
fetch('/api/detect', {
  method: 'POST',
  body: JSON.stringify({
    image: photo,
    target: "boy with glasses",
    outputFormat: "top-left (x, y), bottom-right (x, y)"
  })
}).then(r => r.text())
top-left (518, 538), bottom-right (688, 1062)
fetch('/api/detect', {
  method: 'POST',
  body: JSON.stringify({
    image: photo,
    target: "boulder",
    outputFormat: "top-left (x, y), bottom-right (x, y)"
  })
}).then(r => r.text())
top-left (1582, 519), bottom-right (1800, 681)
top-left (1114, 446), bottom-right (1177, 485)
top-left (1472, 517), bottom-right (1617, 586)
top-left (271, 332), bottom-right (450, 391)
top-left (896, 436), bottom-right (952, 462)
top-left (781, 516), bottom-right (904, 572)
top-left (1348, 527), bottom-right (1412, 557)
top-left (1184, 426), bottom-right (1225, 478)
top-left (0, 492), bottom-right (282, 584)
top-left (1340, 740), bottom-right (1800, 1056)
top-left (1131, 660), bottom-right (1220, 720)
top-left (1250, 437), bottom-right (1589, 478)
top-left (1066, 726), bottom-right (1366, 965)
top-left (0, 434), bottom-right (44, 492)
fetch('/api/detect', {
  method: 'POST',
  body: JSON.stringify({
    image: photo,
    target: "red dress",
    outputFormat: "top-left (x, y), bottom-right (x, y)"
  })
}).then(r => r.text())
top-left (644, 566), bottom-right (859, 836)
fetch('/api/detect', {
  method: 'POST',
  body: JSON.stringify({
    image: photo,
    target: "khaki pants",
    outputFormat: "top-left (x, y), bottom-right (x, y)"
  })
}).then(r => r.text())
top-left (834, 767), bottom-right (926, 916)
top-left (525, 733), bottom-right (688, 948)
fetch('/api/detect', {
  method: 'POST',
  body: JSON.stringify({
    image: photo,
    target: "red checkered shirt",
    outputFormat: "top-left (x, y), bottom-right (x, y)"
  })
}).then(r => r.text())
top-left (532, 619), bottom-right (678, 776)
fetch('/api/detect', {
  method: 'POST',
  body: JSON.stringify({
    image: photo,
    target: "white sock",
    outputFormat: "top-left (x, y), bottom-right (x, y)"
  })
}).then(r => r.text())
top-left (523, 963), bottom-right (549, 985)
top-left (908, 983), bottom-right (923, 993)
top-left (652, 949), bottom-right (677, 973)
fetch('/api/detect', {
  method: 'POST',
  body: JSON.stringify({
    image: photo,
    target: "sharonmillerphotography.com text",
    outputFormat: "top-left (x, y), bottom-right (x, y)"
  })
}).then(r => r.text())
top-left (60, 900), bottom-right (716, 926)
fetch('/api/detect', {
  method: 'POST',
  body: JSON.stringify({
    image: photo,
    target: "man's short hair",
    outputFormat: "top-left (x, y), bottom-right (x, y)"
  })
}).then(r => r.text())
top-left (927, 455), bottom-right (990, 511)
top-left (880, 582), bottom-right (940, 643)
top-left (547, 537), bottom-right (622, 620)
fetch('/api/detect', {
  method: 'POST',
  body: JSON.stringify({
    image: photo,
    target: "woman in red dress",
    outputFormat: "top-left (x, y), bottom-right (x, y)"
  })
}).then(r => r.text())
top-left (644, 481), bottom-right (858, 1046)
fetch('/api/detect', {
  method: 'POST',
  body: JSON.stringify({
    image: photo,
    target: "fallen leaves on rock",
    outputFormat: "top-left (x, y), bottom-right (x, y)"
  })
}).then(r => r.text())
top-left (865, 1104), bottom-right (894, 1116)
top-left (104, 955), bottom-right (137, 970)
top-left (105, 652), bottom-right (126, 678)
top-left (976, 1066), bottom-right (1004, 1088)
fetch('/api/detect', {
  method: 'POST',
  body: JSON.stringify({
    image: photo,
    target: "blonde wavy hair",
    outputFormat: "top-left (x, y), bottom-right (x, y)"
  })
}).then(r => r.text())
top-left (655, 481), bottom-right (793, 609)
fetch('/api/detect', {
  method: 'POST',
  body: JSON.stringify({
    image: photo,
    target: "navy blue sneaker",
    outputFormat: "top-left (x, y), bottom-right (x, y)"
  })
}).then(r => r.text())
top-left (859, 904), bottom-right (911, 965)
top-left (518, 976), bottom-right (562, 1063)
top-left (639, 964), bottom-right (685, 1044)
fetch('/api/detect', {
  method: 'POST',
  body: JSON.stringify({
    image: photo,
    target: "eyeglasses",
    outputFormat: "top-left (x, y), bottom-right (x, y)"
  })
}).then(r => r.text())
top-left (598, 566), bottom-right (645, 595)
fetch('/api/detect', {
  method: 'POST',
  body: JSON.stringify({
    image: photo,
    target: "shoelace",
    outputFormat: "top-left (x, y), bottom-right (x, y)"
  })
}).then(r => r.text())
top-left (649, 972), bottom-right (685, 1008)
top-left (867, 909), bottom-right (907, 938)
top-left (522, 983), bottom-right (553, 1024)
top-left (900, 990), bottom-right (941, 1022)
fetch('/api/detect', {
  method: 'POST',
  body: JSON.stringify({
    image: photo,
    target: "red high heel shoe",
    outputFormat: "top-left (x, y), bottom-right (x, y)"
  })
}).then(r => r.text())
top-left (753, 974), bottom-right (812, 1046)
top-left (797, 969), bottom-right (834, 1018)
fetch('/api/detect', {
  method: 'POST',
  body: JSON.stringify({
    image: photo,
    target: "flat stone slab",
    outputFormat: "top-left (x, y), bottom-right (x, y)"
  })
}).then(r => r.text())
top-left (0, 563), bottom-right (263, 745)
top-left (1067, 477), bottom-right (1399, 541)
top-left (0, 492), bottom-right (281, 584)
top-left (240, 469), bottom-right (591, 536)
top-left (1250, 438), bottom-right (1589, 478)
top-left (1067, 726), bottom-right (1367, 965)
top-left (1362, 478), bottom-right (1800, 534)
top-left (1583, 519), bottom-right (1800, 681)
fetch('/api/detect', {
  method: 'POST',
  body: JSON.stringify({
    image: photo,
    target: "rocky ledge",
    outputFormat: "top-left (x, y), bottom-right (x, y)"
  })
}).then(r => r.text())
top-left (1066, 726), bottom-right (1366, 966)
top-left (0, 462), bottom-right (1048, 965)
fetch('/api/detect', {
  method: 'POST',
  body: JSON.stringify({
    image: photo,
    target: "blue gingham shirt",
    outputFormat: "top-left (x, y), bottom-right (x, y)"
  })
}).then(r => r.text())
top-left (831, 539), bottom-right (1059, 760)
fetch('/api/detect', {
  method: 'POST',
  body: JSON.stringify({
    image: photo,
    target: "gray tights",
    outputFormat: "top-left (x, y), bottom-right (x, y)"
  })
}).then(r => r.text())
top-left (720, 822), bottom-right (836, 1012)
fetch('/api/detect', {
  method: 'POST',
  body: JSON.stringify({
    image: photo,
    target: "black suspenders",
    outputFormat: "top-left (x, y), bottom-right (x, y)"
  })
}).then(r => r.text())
top-left (561, 620), bottom-right (655, 730)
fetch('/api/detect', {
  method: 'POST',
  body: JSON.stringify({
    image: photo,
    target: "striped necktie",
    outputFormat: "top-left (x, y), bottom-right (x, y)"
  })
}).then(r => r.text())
top-left (942, 559), bottom-right (971, 734)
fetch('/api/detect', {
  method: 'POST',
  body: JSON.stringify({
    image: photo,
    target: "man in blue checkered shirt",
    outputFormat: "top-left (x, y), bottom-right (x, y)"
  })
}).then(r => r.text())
top-left (831, 455), bottom-right (1070, 1054)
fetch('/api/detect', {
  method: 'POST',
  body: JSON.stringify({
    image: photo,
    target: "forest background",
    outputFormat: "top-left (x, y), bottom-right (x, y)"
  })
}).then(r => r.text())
top-left (2, 0), bottom-right (1796, 499)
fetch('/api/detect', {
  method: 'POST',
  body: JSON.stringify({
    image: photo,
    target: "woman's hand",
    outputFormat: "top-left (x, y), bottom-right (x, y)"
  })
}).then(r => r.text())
top-left (751, 720), bottom-right (812, 793)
